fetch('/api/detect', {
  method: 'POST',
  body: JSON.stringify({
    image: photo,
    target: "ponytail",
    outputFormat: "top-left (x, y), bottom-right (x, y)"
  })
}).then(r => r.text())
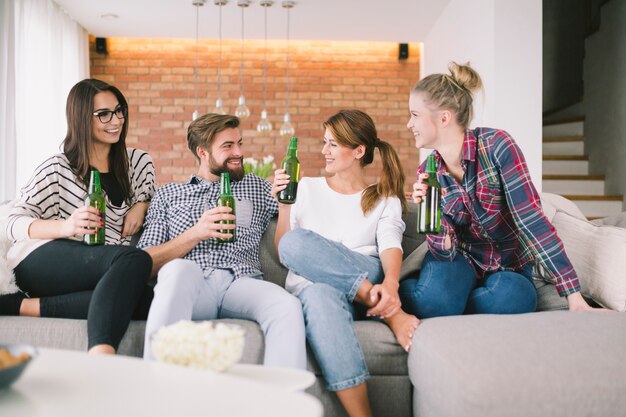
top-left (361, 139), bottom-right (407, 215)
top-left (323, 110), bottom-right (407, 215)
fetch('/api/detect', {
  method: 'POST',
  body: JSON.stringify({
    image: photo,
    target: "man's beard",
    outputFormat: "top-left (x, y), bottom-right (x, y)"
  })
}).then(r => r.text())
top-left (209, 155), bottom-right (245, 182)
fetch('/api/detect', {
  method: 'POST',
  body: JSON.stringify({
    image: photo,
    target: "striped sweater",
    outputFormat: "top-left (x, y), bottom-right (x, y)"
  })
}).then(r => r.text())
top-left (5, 148), bottom-right (155, 269)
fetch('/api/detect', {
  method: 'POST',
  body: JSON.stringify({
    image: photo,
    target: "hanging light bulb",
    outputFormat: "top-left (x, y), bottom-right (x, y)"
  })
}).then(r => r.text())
top-left (258, 109), bottom-right (272, 133)
top-left (234, 0), bottom-right (251, 119)
top-left (280, 1), bottom-right (295, 138)
top-left (279, 113), bottom-right (294, 137)
top-left (257, 0), bottom-right (273, 133)
top-left (191, 0), bottom-right (206, 121)
top-left (213, 0), bottom-right (228, 115)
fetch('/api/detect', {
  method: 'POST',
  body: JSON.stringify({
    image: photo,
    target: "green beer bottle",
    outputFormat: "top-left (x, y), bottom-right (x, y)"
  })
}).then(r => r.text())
top-left (277, 137), bottom-right (300, 204)
top-left (84, 169), bottom-right (106, 245)
top-left (216, 172), bottom-right (236, 243)
top-left (417, 154), bottom-right (442, 234)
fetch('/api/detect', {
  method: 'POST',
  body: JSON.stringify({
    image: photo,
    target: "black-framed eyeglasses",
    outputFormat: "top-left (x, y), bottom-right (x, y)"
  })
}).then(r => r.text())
top-left (93, 106), bottom-right (127, 124)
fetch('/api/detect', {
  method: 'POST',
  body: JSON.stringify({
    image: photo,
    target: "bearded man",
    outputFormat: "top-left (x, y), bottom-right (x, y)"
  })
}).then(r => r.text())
top-left (139, 113), bottom-right (306, 370)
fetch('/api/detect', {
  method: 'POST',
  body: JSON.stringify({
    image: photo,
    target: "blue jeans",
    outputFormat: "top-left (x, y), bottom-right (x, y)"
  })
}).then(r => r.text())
top-left (279, 228), bottom-right (383, 391)
top-left (399, 252), bottom-right (537, 318)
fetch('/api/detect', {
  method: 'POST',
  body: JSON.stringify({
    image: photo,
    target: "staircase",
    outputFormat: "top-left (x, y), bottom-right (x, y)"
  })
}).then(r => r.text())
top-left (542, 116), bottom-right (623, 219)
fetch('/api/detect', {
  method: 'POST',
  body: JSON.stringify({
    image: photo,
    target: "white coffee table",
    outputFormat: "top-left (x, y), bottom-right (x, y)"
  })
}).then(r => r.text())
top-left (0, 348), bottom-right (322, 417)
top-left (227, 363), bottom-right (316, 392)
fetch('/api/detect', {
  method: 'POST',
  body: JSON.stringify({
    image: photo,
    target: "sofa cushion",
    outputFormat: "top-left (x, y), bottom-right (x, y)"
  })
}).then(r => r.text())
top-left (551, 211), bottom-right (626, 311)
top-left (409, 311), bottom-right (626, 417)
top-left (0, 317), bottom-right (265, 363)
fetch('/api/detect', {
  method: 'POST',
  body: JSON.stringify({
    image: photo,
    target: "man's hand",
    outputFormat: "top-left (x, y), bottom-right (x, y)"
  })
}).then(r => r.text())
top-left (367, 280), bottom-right (401, 319)
top-left (191, 206), bottom-right (236, 241)
top-left (60, 205), bottom-right (102, 238)
top-left (122, 202), bottom-right (149, 238)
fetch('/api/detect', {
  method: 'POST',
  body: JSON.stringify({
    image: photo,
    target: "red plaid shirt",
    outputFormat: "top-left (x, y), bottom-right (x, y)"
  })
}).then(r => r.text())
top-left (421, 128), bottom-right (581, 297)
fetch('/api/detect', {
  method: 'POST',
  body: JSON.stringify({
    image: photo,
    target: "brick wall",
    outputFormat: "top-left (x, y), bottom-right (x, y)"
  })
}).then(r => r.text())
top-left (90, 37), bottom-right (421, 187)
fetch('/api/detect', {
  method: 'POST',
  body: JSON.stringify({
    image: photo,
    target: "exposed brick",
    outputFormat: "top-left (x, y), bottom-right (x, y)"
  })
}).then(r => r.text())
top-left (90, 37), bottom-right (420, 187)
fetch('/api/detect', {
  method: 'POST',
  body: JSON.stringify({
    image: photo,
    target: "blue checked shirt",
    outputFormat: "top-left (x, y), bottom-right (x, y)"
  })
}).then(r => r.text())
top-left (422, 128), bottom-right (581, 297)
top-left (138, 174), bottom-right (278, 279)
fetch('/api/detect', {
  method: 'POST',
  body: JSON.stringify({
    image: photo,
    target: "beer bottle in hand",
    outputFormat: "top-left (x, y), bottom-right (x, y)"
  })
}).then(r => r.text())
top-left (216, 172), bottom-right (236, 242)
top-left (84, 169), bottom-right (106, 245)
top-left (277, 136), bottom-right (300, 204)
top-left (417, 154), bottom-right (442, 234)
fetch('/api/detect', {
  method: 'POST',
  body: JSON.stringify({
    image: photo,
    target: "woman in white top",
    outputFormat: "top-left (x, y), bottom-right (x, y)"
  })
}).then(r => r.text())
top-left (272, 110), bottom-right (419, 417)
top-left (1, 79), bottom-right (156, 355)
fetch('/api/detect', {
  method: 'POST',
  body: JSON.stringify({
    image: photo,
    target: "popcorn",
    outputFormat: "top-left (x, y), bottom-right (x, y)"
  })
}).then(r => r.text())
top-left (151, 321), bottom-right (245, 372)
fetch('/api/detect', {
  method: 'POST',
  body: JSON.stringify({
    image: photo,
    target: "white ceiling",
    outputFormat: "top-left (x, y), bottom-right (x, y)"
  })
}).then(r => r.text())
top-left (55, 0), bottom-right (450, 42)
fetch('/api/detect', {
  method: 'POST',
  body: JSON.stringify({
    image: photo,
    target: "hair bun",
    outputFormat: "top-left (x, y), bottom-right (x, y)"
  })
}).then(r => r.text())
top-left (448, 61), bottom-right (482, 92)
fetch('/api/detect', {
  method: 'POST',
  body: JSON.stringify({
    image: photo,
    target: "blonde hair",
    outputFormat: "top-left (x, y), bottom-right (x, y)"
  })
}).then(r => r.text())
top-left (323, 110), bottom-right (407, 215)
top-left (412, 61), bottom-right (483, 129)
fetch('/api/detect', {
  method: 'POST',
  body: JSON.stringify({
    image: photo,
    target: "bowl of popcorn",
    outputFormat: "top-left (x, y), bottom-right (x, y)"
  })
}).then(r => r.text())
top-left (151, 321), bottom-right (245, 372)
top-left (0, 344), bottom-right (37, 389)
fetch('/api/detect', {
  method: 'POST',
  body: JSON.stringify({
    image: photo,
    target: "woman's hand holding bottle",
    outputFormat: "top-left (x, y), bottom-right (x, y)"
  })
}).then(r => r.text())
top-left (61, 206), bottom-right (102, 238)
top-left (271, 168), bottom-right (291, 201)
top-left (412, 173), bottom-right (430, 204)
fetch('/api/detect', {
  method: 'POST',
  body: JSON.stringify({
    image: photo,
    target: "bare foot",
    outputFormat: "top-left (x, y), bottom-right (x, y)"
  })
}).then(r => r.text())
top-left (19, 298), bottom-right (41, 317)
top-left (384, 311), bottom-right (420, 352)
top-left (354, 280), bottom-right (378, 308)
top-left (88, 344), bottom-right (115, 355)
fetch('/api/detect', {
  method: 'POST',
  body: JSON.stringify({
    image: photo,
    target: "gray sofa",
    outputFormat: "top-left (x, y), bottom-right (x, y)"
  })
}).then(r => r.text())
top-left (1, 202), bottom-right (625, 417)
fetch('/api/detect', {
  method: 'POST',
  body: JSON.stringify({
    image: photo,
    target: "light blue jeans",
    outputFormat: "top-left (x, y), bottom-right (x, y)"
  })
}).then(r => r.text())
top-left (144, 259), bottom-right (307, 370)
top-left (279, 228), bottom-right (383, 391)
top-left (399, 252), bottom-right (537, 318)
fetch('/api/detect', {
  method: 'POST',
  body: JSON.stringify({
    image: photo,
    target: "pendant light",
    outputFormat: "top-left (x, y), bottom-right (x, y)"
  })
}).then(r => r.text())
top-left (213, 0), bottom-right (228, 115)
top-left (191, 0), bottom-right (206, 121)
top-left (257, 0), bottom-right (273, 133)
top-left (234, 0), bottom-right (251, 119)
top-left (279, 1), bottom-right (295, 138)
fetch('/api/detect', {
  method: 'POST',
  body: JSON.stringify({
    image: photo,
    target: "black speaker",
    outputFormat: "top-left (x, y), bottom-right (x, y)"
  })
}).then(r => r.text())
top-left (95, 37), bottom-right (108, 54)
top-left (398, 43), bottom-right (409, 60)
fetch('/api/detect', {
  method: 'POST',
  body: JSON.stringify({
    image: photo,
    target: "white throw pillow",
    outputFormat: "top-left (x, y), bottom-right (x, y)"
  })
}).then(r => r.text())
top-left (551, 211), bottom-right (626, 312)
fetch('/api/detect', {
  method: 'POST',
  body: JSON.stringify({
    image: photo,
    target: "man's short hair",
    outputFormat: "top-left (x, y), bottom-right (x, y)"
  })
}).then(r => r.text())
top-left (187, 113), bottom-right (240, 162)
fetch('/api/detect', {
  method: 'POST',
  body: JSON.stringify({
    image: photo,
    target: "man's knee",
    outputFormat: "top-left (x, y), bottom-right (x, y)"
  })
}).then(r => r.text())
top-left (155, 259), bottom-right (203, 292)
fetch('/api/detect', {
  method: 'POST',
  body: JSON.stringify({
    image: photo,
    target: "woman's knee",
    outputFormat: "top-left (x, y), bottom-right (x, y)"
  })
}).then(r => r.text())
top-left (470, 272), bottom-right (537, 314)
top-left (278, 228), bottom-right (314, 266)
top-left (400, 260), bottom-right (475, 318)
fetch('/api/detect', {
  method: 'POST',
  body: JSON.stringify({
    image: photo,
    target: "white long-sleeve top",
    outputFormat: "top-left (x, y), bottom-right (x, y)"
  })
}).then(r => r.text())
top-left (285, 177), bottom-right (405, 294)
top-left (5, 148), bottom-right (155, 269)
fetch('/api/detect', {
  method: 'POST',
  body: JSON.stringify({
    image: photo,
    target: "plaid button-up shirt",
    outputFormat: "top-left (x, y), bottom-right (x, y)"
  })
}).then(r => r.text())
top-left (138, 174), bottom-right (278, 279)
top-left (422, 127), bottom-right (581, 297)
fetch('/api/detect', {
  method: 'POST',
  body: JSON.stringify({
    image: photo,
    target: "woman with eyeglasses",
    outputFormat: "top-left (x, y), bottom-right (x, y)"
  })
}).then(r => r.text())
top-left (1, 78), bottom-right (156, 355)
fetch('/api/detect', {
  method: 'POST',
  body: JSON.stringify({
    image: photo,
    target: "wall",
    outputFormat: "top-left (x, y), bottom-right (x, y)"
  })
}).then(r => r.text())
top-left (542, 0), bottom-right (585, 114)
top-left (422, 0), bottom-right (543, 189)
top-left (90, 38), bottom-right (421, 186)
top-left (584, 0), bottom-right (626, 209)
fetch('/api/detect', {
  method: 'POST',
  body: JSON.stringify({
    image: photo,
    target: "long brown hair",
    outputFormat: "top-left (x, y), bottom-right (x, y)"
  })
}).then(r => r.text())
top-left (323, 110), bottom-right (407, 214)
top-left (63, 79), bottom-right (132, 204)
top-left (412, 61), bottom-right (483, 130)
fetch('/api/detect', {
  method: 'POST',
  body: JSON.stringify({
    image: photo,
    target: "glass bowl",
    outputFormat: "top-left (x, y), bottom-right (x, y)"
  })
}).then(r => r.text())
top-left (0, 344), bottom-right (37, 389)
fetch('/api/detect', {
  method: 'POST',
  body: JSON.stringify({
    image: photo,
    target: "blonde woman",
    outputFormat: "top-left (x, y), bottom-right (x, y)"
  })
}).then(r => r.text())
top-left (402, 62), bottom-right (607, 317)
